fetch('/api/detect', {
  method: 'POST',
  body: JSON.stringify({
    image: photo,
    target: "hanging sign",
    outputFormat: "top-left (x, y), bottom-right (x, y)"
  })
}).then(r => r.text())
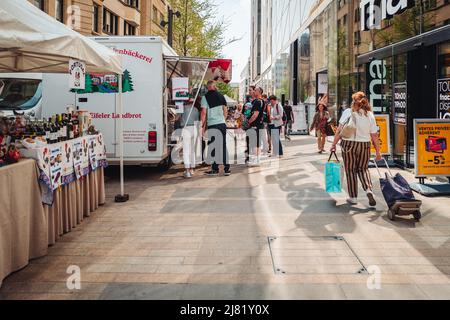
top-left (366, 59), bottom-right (387, 113)
top-left (371, 114), bottom-right (391, 155)
top-left (414, 119), bottom-right (450, 177)
top-left (360, 0), bottom-right (415, 31)
top-left (438, 78), bottom-right (450, 120)
top-left (393, 82), bottom-right (407, 125)
top-left (172, 77), bottom-right (189, 101)
top-left (69, 59), bottom-right (86, 90)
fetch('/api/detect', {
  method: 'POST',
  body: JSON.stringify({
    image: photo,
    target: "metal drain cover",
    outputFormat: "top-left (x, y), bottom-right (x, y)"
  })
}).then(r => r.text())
top-left (268, 236), bottom-right (367, 275)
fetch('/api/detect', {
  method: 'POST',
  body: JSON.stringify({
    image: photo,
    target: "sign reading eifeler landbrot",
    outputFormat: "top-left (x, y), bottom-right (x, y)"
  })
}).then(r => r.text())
top-left (414, 119), bottom-right (450, 177)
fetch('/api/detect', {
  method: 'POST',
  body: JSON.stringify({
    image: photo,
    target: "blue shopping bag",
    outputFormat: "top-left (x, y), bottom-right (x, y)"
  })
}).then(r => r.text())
top-left (325, 152), bottom-right (342, 193)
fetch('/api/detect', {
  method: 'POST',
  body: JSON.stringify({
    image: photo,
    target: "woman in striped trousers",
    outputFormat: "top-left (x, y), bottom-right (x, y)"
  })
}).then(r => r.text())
top-left (330, 92), bottom-right (382, 206)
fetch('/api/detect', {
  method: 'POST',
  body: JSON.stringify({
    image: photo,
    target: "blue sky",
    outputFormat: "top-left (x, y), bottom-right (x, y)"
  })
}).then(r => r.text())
top-left (213, 0), bottom-right (250, 83)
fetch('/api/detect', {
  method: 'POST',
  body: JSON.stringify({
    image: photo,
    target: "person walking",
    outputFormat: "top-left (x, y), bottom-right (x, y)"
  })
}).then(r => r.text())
top-left (247, 87), bottom-right (265, 166)
top-left (283, 101), bottom-right (294, 141)
top-left (261, 94), bottom-right (271, 155)
top-left (330, 91), bottom-right (382, 206)
top-left (201, 80), bottom-right (231, 176)
top-left (268, 95), bottom-right (284, 157)
top-left (181, 95), bottom-right (201, 178)
top-left (310, 102), bottom-right (330, 154)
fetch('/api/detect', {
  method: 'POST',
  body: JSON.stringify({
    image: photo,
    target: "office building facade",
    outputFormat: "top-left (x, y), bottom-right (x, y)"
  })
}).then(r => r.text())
top-left (29, 0), bottom-right (168, 37)
top-left (250, 0), bottom-right (450, 168)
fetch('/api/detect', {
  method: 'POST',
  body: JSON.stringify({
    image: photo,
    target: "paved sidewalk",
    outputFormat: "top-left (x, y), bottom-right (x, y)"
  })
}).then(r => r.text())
top-left (1, 135), bottom-right (450, 300)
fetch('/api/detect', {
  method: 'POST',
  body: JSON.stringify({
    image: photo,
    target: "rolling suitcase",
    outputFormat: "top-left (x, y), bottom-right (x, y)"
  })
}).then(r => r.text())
top-left (372, 158), bottom-right (422, 222)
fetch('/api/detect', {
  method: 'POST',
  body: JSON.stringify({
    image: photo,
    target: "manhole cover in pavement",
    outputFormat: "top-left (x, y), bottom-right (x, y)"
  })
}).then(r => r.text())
top-left (268, 236), bottom-right (367, 275)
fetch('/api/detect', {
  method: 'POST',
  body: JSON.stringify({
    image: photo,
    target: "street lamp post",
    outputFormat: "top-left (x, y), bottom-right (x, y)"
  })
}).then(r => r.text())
top-left (161, 6), bottom-right (181, 47)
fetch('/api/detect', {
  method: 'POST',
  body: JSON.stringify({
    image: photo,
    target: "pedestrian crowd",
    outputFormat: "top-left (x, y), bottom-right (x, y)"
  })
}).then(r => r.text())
top-left (177, 80), bottom-right (382, 207)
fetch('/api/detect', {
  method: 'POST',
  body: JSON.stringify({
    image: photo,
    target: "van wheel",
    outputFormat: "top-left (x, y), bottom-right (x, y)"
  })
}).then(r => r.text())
top-left (388, 209), bottom-right (395, 221)
top-left (413, 211), bottom-right (422, 222)
top-left (157, 157), bottom-right (172, 172)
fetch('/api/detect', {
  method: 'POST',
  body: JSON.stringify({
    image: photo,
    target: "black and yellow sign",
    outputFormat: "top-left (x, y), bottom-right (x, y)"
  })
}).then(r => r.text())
top-left (414, 119), bottom-right (450, 177)
top-left (371, 114), bottom-right (391, 156)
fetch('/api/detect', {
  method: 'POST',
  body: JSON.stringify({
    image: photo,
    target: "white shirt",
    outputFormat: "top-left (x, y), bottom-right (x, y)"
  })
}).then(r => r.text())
top-left (339, 108), bottom-right (378, 142)
top-left (270, 103), bottom-right (284, 127)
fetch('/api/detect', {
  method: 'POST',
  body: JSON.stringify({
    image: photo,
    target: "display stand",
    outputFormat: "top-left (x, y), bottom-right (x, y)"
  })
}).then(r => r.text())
top-left (410, 177), bottom-right (450, 197)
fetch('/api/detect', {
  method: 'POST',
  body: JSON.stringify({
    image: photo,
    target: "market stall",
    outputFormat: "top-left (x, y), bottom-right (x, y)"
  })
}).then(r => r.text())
top-left (0, 0), bottom-right (123, 287)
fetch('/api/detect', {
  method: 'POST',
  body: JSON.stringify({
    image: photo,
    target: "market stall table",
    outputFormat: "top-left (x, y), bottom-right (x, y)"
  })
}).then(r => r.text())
top-left (0, 159), bottom-right (48, 288)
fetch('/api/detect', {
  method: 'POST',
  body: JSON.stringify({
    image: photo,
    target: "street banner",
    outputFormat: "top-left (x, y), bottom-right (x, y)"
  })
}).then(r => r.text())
top-left (438, 78), bottom-right (450, 119)
top-left (172, 77), bottom-right (189, 101)
top-left (394, 82), bottom-right (407, 125)
top-left (371, 114), bottom-right (391, 155)
top-left (69, 59), bottom-right (86, 90)
top-left (414, 119), bottom-right (450, 177)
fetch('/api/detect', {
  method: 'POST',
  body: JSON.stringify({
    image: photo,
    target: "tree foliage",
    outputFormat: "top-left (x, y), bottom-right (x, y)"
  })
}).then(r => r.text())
top-left (168, 0), bottom-right (239, 58)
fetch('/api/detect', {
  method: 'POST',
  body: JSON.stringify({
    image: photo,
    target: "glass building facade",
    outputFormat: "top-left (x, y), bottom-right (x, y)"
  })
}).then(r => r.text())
top-left (251, 0), bottom-right (450, 168)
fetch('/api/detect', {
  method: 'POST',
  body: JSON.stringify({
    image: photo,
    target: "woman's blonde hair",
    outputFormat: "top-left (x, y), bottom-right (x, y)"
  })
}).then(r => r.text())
top-left (352, 91), bottom-right (372, 115)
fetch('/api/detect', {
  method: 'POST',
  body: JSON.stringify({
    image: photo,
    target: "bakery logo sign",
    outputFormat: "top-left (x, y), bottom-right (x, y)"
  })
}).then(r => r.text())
top-left (360, 0), bottom-right (415, 31)
top-left (113, 48), bottom-right (153, 64)
top-left (68, 59), bottom-right (86, 90)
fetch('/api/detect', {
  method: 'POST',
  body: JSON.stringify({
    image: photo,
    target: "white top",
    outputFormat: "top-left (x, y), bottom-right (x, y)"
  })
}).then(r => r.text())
top-left (270, 103), bottom-right (284, 127)
top-left (339, 108), bottom-right (378, 142)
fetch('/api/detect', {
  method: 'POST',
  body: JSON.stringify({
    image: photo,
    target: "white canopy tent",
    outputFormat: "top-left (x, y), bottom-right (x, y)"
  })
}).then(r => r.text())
top-left (0, 0), bottom-right (129, 202)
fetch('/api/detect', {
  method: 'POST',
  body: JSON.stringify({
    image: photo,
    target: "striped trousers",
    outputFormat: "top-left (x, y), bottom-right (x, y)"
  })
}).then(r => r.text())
top-left (341, 140), bottom-right (373, 198)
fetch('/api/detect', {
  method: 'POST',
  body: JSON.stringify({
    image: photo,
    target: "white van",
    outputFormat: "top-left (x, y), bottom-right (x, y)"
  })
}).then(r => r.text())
top-left (0, 37), bottom-right (210, 169)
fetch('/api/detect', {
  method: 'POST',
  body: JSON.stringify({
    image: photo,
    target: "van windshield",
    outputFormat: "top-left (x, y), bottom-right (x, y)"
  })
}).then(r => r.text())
top-left (0, 78), bottom-right (42, 110)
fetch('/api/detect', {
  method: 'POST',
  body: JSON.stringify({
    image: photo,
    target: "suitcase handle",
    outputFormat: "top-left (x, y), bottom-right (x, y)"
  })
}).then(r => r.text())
top-left (371, 158), bottom-right (393, 178)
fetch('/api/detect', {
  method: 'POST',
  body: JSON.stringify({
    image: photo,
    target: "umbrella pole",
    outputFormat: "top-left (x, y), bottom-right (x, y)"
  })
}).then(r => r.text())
top-left (115, 73), bottom-right (129, 203)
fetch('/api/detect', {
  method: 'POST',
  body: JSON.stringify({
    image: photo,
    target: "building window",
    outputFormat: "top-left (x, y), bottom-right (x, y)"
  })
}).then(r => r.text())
top-left (354, 31), bottom-right (361, 46)
top-left (103, 8), bottom-right (119, 35)
top-left (31, 0), bottom-right (44, 11)
top-left (92, 4), bottom-right (99, 33)
top-left (124, 21), bottom-right (136, 35)
top-left (152, 5), bottom-right (159, 23)
top-left (124, 0), bottom-right (139, 9)
top-left (55, 0), bottom-right (64, 23)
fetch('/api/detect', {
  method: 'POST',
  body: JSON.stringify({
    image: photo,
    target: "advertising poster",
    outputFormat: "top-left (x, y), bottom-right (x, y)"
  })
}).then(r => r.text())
top-left (394, 82), bottom-right (407, 125)
top-left (438, 78), bottom-right (450, 119)
top-left (73, 139), bottom-right (84, 179)
top-left (81, 137), bottom-right (90, 176)
top-left (414, 119), bottom-right (450, 177)
top-left (371, 114), bottom-right (391, 155)
top-left (88, 135), bottom-right (98, 170)
top-left (49, 144), bottom-right (63, 190)
top-left (61, 140), bottom-right (74, 178)
top-left (94, 134), bottom-right (107, 161)
top-left (172, 77), bottom-right (189, 101)
top-left (292, 104), bottom-right (308, 133)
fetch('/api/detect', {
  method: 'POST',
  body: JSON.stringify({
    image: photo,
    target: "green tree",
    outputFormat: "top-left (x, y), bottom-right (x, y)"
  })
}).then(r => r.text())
top-left (216, 82), bottom-right (234, 98)
top-left (169, 0), bottom-right (239, 58)
top-left (122, 70), bottom-right (134, 93)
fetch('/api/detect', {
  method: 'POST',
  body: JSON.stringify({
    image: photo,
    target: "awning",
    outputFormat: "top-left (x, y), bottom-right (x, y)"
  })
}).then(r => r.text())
top-left (357, 25), bottom-right (450, 65)
top-left (0, 0), bottom-right (122, 74)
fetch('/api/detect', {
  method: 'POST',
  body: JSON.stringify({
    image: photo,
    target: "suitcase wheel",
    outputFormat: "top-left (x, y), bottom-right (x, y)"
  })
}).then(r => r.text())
top-left (388, 209), bottom-right (396, 221)
top-left (413, 211), bottom-right (422, 222)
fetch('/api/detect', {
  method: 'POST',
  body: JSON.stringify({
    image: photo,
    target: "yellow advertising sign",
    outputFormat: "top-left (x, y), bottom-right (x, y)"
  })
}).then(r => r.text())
top-left (371, 115), bottom-right (391, 155)
top-left (414, 120), bottom-right (450, 177)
